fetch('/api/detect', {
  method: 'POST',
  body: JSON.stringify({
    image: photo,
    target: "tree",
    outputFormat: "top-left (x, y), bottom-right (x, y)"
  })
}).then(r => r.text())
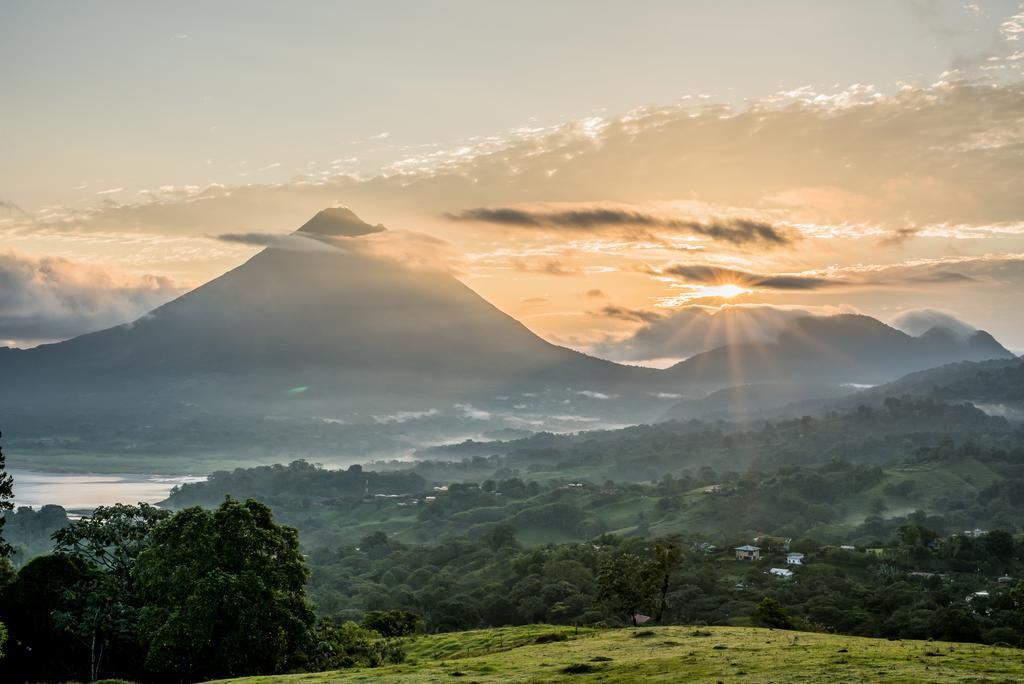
top-left (134, 497), bottom-right (315, 681)
top-left (362, 609), bottom-right (421, 637)
top-left (597, 543), bottom-right (682, 626)
top-left (756, 597), bottom-right (795, 629)
top-left (52, 503), bottom-right (171, 681)
top-left (53, 503), bottom-right (170, 582)
top-left (928, 606), bottom-right (981, 642)
top-left (982, 530), bottom-right (1015, 563)
top-left (483, 523), bottom-right (519, 551)
top-left (0, 431), bottom-right (14, 560)
top-left (0, 554), bottom-right (97, 682)
top-left (309, 619), bottom-right (405, 670)
top-left (650, 542), bottom-right (683, 622)
top-left (598, 553), bottom-right (651, 625)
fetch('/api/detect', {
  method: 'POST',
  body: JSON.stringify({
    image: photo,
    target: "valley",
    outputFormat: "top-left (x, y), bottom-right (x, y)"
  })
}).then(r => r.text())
top-left (5, 7), bottom-right (1024, 681)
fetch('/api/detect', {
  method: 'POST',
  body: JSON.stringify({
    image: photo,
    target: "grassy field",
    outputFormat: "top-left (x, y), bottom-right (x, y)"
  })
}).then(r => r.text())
top-left (208, 624), bottom-right (1024, 683)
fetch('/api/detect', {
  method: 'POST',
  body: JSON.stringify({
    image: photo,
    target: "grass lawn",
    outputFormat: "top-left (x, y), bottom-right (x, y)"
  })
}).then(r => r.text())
top-left (207, 624), bottom-right (1024, 683)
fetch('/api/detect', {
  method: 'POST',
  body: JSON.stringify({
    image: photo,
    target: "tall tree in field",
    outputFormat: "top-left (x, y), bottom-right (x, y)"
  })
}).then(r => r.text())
top-left (597, 553), bottom-right (653, 626)
top-left (598, 542), bottom-right (682, 626)
top-left (650, 542), bottom-right (683, 622)
top-left (135, 497), bottom-right (315, 681)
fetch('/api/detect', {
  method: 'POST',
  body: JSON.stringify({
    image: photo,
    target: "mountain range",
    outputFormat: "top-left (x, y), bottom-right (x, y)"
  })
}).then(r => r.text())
top-left (0, 208), bottom-right (1016, 460)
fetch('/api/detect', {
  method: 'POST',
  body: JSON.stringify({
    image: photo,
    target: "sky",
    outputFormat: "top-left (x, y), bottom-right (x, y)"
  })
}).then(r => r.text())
top-left (3, 1), bottom-right (1024, 359)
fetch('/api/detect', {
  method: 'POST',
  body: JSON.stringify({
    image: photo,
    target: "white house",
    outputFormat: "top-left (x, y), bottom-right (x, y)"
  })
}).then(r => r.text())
top-left (769, 568), bottom-right (794, 578)
top-left (786, 552), bottom-right (805, 565)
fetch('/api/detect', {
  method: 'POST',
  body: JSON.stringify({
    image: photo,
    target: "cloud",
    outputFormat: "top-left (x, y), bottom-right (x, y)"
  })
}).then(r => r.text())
top-left (454, 403), bottom-right (491, 420)
top-left (575, 390), bottom-right (614, 400)
top-left (655, 256), bottom-right (1010, 295)
top-left (584, 289), bottom-right (607, 298)
top-left (214, 217), bottom-right (462, 273)
top-left (890, 309), bottom-right (977, 338)
top-left (662, 265), bottom-right (837, 290)
top-left (372, 408), bottom-right (439, 424)
top-left (214, 231), bottom-right (345, 253)
top-left (446, 205), bottom-right (793, 246)
top-left (824, 252), bottom-right (1024, 289)
top-left (353, 229), bottom-right (465, 274)
top-left (11, 80), bottom-right (1024, 245)
top-left (1001, 7), bottom-right (1024, 41)
top-left (591, 305), bottom-right (663, 323)
top-left (0, 250), bottom-right (185, 347)
top-left (906, 270), bottom-right (976, 284)
top-left (512, 259), bottom-right (578, 276)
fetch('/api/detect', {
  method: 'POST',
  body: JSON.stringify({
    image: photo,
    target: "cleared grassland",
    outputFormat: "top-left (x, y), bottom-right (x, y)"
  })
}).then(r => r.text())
top-left (208, 624), bottom-right (1024, 683)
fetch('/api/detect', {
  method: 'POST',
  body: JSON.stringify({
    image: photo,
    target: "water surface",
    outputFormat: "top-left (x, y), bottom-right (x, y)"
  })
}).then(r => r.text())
top-left (8, 468), bottom-right (206, 512)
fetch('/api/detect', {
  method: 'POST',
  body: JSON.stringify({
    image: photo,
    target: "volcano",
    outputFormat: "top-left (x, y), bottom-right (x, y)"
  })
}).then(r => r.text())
top-left (0, 209), bottom-right (652, 424)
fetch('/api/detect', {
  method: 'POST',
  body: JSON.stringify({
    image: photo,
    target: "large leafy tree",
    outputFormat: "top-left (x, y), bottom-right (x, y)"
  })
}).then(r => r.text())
top-left (135, 497), bottom-right (315, 681)
top-left (51, 503), bottom-right (171, 681)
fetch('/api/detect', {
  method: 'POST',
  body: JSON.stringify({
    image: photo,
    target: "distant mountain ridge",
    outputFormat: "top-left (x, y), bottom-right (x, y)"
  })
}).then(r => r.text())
top-left (836, 357), bottom-right (1024, 411)
top-left (666, 314), bottom-right (1014, 387)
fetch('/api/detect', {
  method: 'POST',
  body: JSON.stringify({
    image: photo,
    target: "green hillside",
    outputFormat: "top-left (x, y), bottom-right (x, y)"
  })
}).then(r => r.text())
top-left (207, 625), bottom-right (1024, 683)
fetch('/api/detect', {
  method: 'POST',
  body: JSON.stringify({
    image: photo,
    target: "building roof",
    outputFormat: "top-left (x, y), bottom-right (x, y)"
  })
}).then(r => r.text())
top-left (734, 545), bottom-right (760, 551)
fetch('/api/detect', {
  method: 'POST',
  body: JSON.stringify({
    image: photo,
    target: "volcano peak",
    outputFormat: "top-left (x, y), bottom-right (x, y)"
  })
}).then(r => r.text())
top-left (296, 207), bottom-right (386, 237)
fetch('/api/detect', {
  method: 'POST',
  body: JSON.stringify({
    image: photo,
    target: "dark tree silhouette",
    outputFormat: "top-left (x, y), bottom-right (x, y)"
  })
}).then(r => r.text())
top-left (0, 431), bottom-right (14, 559)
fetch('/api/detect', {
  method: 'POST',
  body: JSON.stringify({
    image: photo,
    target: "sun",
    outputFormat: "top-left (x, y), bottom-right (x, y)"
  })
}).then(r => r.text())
top-left (699, 283), bottom-right (750, 299)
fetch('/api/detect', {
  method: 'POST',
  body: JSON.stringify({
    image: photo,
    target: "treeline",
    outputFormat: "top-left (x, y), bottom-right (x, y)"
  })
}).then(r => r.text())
top-left (167, 460), bottom-right (426, 507)
top-left (1, 505), bottom-right (70, 564)
top-left (928, 361), bottom-right (1024, 405)
top-left (306, 522), bottom-right (1024, 645)
top-left (150, 438), bottom-right (1024, 558)
top-left (416, 396), bottom-right (1014, 482)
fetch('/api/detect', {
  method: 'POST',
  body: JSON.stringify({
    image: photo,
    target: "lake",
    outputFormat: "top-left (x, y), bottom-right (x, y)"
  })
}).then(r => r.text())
top-left (7, 468), bottom-right (207, 512)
